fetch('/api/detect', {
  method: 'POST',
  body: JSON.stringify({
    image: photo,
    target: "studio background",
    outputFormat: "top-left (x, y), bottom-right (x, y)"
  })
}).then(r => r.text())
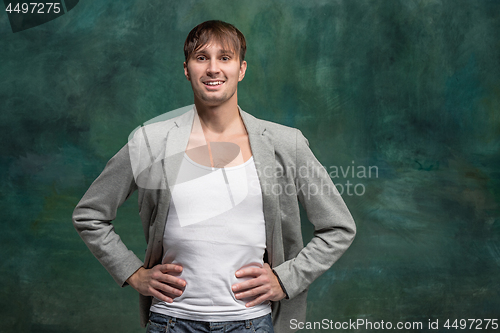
top-left (1, 0), bottom-right (499, 332)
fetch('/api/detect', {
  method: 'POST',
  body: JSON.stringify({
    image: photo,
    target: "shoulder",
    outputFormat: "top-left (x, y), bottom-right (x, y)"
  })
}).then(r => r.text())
top-left (127, 106), bottom-right (194, 160)
top-left (130, 106), bottom-right (194, 141)
top-left (261, 118), bottom-right (298, 136)
top-left (240, 109), bottom-right (303, 144)
top-left (128, 106), bottom-right (193, 145)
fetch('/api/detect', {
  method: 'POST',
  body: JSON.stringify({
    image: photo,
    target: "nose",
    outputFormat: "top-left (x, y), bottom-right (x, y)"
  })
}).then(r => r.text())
top-left (206, 58), bottom-right (220, 76)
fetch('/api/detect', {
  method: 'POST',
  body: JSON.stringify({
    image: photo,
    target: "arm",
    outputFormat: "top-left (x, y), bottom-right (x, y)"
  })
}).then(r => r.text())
top-left (73, 141), bottom-right (187, 301)
top-left (72, 144), bottom-right (143, 286)
top-left (232, 129), bottom-right (356, 304)
top-left (272, 129), bottom-right (357, 299)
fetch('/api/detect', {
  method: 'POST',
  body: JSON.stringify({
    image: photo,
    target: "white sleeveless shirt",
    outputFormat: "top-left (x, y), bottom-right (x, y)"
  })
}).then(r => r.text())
top-left (150, 152), bottom-right (271, 321)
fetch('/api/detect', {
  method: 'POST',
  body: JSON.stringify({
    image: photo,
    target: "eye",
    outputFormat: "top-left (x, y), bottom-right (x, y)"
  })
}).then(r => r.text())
top-left (221, 56), bottom-right (230, 61)
top-left (197, 55), bottom-right (207, 61)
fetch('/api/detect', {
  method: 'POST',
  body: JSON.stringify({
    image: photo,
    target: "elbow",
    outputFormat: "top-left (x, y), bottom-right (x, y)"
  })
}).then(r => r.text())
top-left (345, 216), bottom-right (357, 245)
top-left (72, 204), bottom-right (94, 233)
top-left (72, 206), bottom-right (84, 232)
top-left (350, 218), bottom-right (357, 239)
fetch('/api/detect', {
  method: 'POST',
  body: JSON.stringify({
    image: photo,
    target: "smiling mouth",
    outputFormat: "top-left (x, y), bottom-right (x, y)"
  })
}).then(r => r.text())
top-left (203, 81), bottom-right (225, 86)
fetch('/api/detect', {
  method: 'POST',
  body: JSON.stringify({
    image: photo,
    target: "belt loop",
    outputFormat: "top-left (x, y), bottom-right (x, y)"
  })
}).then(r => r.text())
top-left (245, 319), bottom-right (251, 329)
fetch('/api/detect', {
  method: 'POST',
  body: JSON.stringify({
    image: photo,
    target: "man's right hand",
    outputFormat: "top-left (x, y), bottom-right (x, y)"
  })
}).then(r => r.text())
top-left (126, 264), bottom-right (186, 303)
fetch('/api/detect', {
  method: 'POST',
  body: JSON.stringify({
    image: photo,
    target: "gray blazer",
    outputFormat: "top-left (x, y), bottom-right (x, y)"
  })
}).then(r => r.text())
top-left (73, 106), bottom-right (356, 332)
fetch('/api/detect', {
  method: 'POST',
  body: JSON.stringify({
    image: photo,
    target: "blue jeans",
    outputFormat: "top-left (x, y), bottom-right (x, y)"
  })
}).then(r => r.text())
top-left (146, 312), bottom-right (275, 333)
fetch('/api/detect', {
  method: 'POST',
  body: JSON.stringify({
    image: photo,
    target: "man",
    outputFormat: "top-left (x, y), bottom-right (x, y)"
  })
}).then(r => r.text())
top-left (73, 20), bottom-right (356, 333)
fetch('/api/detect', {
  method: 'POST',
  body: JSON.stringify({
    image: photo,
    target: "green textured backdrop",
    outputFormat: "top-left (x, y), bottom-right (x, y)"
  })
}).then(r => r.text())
top-left (1, 0), bottom-right (499, 332)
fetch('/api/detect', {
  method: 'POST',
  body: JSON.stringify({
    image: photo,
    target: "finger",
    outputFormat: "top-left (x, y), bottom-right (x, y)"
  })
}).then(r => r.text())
top-left (155, 274), bottom-right (187, 289)
top-left (232, 276), bottom-right (265, 293)
top-left (245, 292), bottom-right (270, 308)
top-left (235, 267), bottom-right (263, 278)
top-left (157, 288), bottom-right (182, 300)
top-left (150, 288), bottom-right (174, 303)
top-left (152, 280), bottom-right (184, 297)
top-left (151, 268), bottom-right (186, 288)
top-left (158, 264), bottom-right (183, 273)
top-left (235, 285), bottom-right (268, 300)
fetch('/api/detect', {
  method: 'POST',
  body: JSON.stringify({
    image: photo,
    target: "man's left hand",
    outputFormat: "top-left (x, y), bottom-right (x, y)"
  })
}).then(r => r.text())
top-left (232, 263), bottom-right (286, 307)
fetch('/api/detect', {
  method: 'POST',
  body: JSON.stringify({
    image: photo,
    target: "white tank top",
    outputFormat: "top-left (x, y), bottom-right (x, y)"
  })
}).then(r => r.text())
top-left (150, 152), bottom-right (271, 321)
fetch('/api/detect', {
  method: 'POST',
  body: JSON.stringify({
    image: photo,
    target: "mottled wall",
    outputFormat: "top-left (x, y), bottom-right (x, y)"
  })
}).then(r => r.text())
top-left (1, 0), bottom-right (499, 332)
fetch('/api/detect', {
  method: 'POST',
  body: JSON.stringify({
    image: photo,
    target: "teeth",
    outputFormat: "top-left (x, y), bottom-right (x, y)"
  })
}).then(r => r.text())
top-left (205, 81), bottom-right (224, 86)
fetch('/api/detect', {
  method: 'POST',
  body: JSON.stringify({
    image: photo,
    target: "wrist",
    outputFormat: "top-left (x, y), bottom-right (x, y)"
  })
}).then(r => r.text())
top-left (271, 268), bottom-right (289, 300)
top-left (126, 267), bottom-right (144, 288)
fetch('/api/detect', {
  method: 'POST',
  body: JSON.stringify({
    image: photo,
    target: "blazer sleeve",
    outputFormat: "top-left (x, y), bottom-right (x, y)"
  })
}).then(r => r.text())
top-left (72, 144), bottom-right (144, 287)
top-left (272, 129), bottom-right (357, 299)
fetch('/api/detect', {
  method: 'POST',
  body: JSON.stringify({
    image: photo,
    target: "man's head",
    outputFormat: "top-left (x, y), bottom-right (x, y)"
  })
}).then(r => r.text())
top-left (184, 20), bottom-right (246, 65)
top-left (183, 20), bottom-right (248, 107)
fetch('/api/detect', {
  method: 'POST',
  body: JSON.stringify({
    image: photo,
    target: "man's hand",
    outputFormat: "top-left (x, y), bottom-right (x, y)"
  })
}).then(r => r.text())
top-left (231, 263), bottom-right (286, 307)
top-left (126, 264), bottom-right (186, 303)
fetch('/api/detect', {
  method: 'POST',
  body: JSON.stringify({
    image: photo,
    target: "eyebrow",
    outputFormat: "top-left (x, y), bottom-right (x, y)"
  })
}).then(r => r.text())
top-left (193, 48), bottom-right (235, 56)
top-left (218, 49), bottom-right (235, 55)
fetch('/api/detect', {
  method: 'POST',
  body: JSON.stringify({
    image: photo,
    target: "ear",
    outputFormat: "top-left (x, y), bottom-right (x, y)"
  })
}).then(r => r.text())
top-left (184, 62), bottom-right (190, 81)
top-left (238, 60), bottom-right (247, 82)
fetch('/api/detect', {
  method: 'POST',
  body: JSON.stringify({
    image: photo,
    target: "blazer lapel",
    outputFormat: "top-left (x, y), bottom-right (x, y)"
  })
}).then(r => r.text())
top-left (148, 108), bottom-right (194, 267)
top-left (163, 108), bottom-right (195, 188)
top-left (239, 108), bottom-right (278, 266)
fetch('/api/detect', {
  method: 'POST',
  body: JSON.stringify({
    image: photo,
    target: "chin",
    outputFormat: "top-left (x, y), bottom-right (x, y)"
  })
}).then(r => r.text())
top-left (200, 95), bottom-right (229, 106)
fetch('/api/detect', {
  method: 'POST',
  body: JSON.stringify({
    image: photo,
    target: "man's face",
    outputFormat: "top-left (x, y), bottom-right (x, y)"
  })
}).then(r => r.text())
top-left (184, 42), bottom-right (247, 107)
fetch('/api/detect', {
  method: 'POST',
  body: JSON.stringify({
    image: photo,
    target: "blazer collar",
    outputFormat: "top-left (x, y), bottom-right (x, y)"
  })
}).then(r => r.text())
top-left (170, 104), bottom-right (265, 133)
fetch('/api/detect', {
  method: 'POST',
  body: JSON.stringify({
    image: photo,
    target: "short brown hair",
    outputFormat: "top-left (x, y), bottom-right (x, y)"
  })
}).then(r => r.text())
top-left (184, 20), bottom-right (246, 64)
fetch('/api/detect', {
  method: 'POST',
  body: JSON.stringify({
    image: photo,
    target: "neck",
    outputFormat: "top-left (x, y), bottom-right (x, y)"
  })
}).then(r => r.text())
top-left (193, 96), bottom-right (245, 136)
